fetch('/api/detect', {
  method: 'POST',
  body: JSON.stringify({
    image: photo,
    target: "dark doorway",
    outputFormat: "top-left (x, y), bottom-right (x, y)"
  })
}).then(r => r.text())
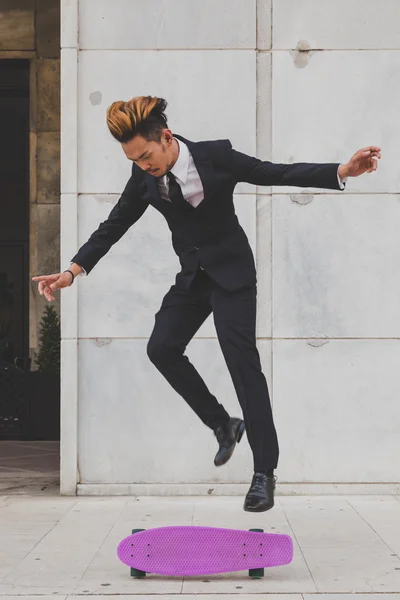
top-left (0, 60), bottom-right (30, 365)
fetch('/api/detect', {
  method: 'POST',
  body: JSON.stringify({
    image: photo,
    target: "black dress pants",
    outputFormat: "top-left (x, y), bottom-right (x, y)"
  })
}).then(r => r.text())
top-left (146, 269), bottom-right (279, 471)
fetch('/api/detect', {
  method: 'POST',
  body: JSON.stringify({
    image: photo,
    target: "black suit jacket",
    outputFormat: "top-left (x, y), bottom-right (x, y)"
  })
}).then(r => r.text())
top-left (71, 135), bottom-right (343, 291)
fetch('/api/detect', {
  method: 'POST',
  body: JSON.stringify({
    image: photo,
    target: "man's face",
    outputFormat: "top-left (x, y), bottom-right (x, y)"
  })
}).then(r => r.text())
top-left (121, 129), bottom-right (175, 177)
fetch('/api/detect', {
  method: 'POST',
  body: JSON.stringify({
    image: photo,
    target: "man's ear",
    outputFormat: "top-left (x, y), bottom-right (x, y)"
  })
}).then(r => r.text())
top-left (163, 129), bottom-right (173, 144)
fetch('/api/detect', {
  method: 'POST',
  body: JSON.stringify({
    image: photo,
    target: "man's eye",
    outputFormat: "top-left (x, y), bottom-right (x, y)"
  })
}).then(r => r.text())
top-left (133, 154), bottom-right (150, 162)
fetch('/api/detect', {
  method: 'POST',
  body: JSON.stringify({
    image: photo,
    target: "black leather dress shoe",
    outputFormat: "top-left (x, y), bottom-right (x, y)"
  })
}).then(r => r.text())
top-left (243, 472), bottom-right (276, 512)
top-left (214, 417), bottom-right (245, 467)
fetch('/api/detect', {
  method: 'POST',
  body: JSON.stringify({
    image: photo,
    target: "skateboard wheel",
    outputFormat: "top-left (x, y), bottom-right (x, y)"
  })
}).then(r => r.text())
top-left (249, 567), bottom-right (264, 578)
top-left (130, 567), bottom-right (146, 578)
top-left (130, 529), bottom-right (146, 578)
top-left (249, 529), bottom-right (264, 578)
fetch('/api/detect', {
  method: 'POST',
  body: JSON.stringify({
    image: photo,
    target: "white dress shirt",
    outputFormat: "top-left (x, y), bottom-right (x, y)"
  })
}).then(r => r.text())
top-left (158, 138), bottom-right (204, 207)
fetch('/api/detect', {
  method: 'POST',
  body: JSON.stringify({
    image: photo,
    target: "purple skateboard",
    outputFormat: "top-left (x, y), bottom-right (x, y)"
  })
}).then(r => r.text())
top-left (117, 526), bottom-right (293, 578)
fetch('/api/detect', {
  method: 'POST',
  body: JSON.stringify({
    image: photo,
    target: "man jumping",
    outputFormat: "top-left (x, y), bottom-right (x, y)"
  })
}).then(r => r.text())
top-left (33, 96), bottom-right (380, 511)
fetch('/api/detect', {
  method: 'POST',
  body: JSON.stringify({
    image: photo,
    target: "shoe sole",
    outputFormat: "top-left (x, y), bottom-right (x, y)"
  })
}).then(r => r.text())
top-left (237, 420), bottom-right (246, 444)
top-left (243, 503), bottom-right (274, 513)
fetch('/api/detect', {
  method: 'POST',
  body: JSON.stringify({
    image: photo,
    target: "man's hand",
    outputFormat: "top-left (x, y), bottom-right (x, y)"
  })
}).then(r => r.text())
top-left (32, 263), bottom-right (83, 301)
top-left (32, 272), bottom-right (73, 302)
top-left (339, 146), bottom-right (381, 179)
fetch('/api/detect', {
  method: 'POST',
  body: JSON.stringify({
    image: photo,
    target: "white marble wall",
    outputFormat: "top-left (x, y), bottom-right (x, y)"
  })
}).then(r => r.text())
top-left (270, 0), bottom-right (400, 485)
top-left (60, 0), bottom-right (400, 493)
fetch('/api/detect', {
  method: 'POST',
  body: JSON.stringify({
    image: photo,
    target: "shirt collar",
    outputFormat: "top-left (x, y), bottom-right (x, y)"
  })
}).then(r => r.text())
top-left (169, 138), bottom-right (190, 185)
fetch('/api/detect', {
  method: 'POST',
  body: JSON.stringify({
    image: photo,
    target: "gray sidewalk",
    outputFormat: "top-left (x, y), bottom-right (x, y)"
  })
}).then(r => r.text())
top-left (1, 493), bottom-right (400, 598)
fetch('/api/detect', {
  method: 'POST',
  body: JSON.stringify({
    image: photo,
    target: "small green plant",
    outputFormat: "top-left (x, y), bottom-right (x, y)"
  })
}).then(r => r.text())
top-left (35, 305), bottom-right (60, 373)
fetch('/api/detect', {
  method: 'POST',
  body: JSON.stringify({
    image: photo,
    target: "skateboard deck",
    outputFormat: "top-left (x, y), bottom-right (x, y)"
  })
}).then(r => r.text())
top-left (117, 526), bottom-right (293, 577)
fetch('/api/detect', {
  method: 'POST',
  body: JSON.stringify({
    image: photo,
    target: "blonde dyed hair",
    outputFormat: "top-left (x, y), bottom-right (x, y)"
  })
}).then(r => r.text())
top-left (106, 96), bottom-right (168, 143)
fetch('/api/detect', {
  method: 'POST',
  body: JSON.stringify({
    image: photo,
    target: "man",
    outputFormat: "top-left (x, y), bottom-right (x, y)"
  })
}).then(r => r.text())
top-left (33, 96), bottom-right (380, 511)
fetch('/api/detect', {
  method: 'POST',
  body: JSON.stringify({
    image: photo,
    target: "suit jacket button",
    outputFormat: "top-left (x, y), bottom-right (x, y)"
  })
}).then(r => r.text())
top-left (194, 246), bottom-right (199, 250)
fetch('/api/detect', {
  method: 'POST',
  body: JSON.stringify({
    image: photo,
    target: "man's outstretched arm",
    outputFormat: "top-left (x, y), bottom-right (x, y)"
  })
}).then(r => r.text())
top-left (32, 168), bottom-right (148, 301)
top-left (70, 172), bottom-right (148, 275)
top-left (225, 144), bottom-right (381, 189)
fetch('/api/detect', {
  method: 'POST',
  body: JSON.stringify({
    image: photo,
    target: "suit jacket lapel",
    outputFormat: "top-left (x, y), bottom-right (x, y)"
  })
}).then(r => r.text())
top-left (174, 134), bottom-right (217, 210)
